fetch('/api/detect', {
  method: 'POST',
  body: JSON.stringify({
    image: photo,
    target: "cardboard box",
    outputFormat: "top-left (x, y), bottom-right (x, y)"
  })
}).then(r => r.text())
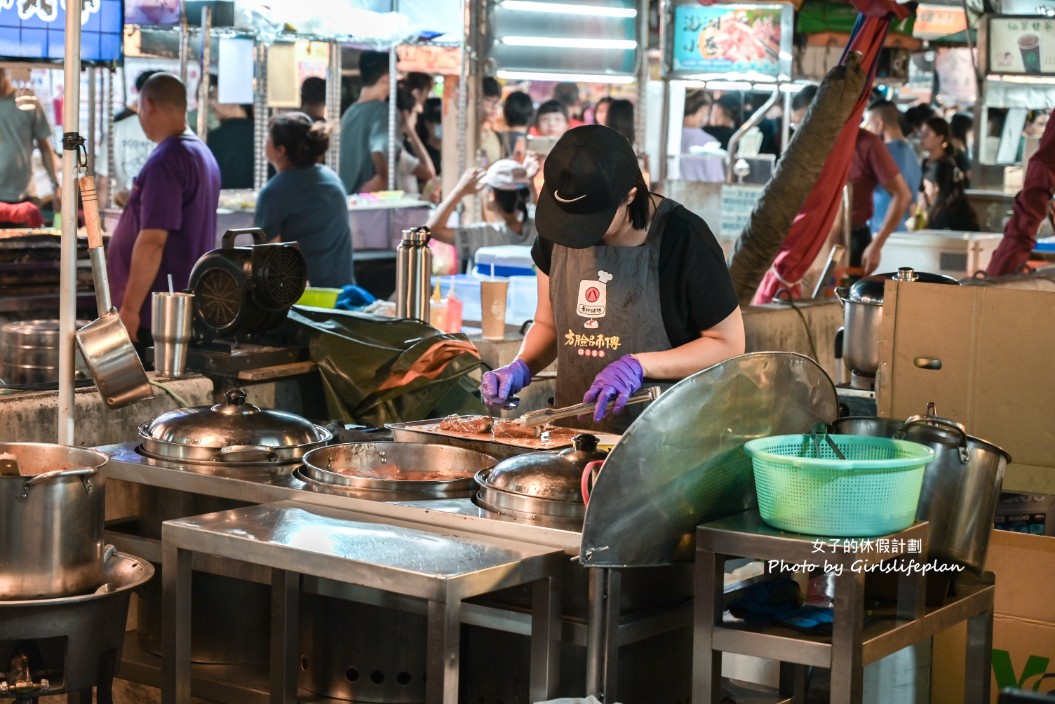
top-left (876, 282), bottom-right (1055, 493)
top-left (932, 529), bottom-right (1055, 702)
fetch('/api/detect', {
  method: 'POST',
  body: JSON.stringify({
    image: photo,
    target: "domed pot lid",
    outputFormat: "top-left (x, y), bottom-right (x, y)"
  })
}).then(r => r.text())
top-left (480, 434), bottom-right (607, 503)
top-left (138, 388), bottom-right (332, 464)
top-left (848, 267), bottom-right (959, 305)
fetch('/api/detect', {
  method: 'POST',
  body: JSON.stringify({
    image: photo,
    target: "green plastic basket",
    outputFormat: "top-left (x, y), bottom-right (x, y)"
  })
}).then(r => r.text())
top-left (743, 433), bottom-right (934, 537)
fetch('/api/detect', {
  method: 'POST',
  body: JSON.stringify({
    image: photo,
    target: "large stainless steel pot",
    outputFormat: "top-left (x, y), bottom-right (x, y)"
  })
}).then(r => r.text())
top-left (138, 387), bottom-right (332, 470)
top-left (832, 412), bottom-right (1010, 572)
top-left (474, 434), bottom-right (608, 527)
top-left (836, 268), bottom-right (958, 376)
top-left (0, 442), bottom-right (108, 600)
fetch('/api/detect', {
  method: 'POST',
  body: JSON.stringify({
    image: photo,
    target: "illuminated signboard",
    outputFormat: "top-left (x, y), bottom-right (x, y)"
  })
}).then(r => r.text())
top-left (988, 15), bottom-right (1055, 75)
top-left (913, 4), bottom-right (968, 41)
top-left (0, 0), bottom-right (124, 64)
top-left (670, 3), bottom-right (792, 81)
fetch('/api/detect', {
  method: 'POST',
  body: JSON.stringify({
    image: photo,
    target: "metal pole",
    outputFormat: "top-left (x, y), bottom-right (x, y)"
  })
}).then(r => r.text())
top-left (325, 40), bottom-right (341, 173)
top-left (178, 5), bottom-right (190, 84)
top-left (635, 0), bottom-right (649, 153)
top-left (388, 44), bottom-right (398, 191)
top-left (458, 0), bottom-right (471, 178)
top-left (656, 0), bottom-right (670, 186)
top-left (254, 41), bottom-right (269, 190)
top-left (87, 68), bottom-right (97, 175)
top-left (57, 0), bottom-right (84, 445)
top-left (105, 68), bottom-right (115, 207)
top-left (196, 7), bottom-right (212, 141)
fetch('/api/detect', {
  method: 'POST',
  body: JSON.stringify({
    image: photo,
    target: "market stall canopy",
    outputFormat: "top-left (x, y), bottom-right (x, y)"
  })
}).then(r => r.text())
top-left (123, 0), bottom-right (462, 48)
top-left (797, 0), bottom-right (920, 49)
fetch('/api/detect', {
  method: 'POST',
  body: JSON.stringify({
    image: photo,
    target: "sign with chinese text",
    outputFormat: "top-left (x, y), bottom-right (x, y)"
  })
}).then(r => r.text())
top-left (913, 4), bottom-right (967, 41)
top-left (988, 16), bottom-right (1055, 75)
top-left (671, 3), bottom-right (791, 80)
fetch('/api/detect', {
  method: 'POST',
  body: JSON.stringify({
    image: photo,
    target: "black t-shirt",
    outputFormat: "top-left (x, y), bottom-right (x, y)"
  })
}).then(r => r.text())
top-left (531, 199), bottom-right (738, 348)
top-left (207, 118), bottom-right (255, 189)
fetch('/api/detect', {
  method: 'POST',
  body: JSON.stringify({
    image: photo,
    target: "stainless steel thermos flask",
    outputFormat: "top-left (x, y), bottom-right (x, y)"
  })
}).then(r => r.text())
top-left (395, 226), bottom-right (432, 321)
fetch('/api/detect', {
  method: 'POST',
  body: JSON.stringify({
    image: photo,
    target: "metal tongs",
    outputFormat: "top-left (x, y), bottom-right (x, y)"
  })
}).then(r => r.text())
top-left (518, 386), bottom-right (662, 427)
top-left (810, 423), bottom-right (847, 460)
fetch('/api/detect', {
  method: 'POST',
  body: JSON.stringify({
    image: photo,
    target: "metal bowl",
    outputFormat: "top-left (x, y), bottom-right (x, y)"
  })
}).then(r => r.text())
top-left (300, 442), bottom-right (495, 497)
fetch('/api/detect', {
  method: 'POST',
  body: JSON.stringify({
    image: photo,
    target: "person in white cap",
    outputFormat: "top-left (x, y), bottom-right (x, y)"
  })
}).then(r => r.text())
top-left (425, 156), bottom-right (539, 270)
top-left (480, 125), bottom-right (745, 434)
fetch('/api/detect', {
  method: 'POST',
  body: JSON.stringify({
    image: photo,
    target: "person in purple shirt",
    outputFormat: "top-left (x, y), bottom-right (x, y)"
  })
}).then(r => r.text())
top-left (679, 89), bottom-right (725, 183)
top-left (107, 72), bottom-right (220, 355)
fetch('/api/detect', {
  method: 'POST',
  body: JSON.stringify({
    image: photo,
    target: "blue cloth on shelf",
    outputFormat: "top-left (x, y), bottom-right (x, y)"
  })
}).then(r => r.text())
top-left (335, 285), bottom-right (377, 311)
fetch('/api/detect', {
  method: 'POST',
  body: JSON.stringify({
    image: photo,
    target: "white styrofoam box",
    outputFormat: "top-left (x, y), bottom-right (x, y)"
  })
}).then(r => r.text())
top-left (877, 230), bottom-right (1003, 280)
top-left (432, 274), bottom-right (538, 325)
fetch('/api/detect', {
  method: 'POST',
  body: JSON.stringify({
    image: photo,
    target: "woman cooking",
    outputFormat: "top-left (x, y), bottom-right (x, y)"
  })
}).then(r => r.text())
top-left (480, 125), bottom-right (745, 433)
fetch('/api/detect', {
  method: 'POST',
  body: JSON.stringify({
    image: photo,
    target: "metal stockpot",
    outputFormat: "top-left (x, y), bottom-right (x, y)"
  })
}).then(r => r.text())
top-left (0, 443), bottom-right (108, 600)
top-left (836, 268), bottom-right (959, 376)
top-left (474, 434), bottom-right (608, 527)
top-left (831, 413), bottom-right (1010, 572)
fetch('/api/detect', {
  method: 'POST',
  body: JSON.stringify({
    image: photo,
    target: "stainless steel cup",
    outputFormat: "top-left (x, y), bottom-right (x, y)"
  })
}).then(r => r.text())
top-left (151, 292), bottom-right (194, 378)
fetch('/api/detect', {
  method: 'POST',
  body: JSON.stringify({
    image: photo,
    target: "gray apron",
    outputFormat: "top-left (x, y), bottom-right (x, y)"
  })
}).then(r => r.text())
top-left (551, 198), bottom-right (675, 434)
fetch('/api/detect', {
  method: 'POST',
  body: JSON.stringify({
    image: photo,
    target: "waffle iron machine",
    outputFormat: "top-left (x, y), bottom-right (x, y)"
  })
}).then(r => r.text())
top-left (178, 228), bottom-right (309, 375)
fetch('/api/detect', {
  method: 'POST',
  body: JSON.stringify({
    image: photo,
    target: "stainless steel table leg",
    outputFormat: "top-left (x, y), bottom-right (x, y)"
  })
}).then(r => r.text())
top-left (829, 568), bottom-right (865, 704)
top-left (270, 568), bottom-right (298, 704)
top-left (162, 539), bottom-right (192, 704)
top-left (426, 597), bottom-right (461, 704)
top-left (692, 547), bottom-right (724, 704)
top-left (586, 568), bottom-right (604, 697)
top-left (964, 607), bottom-right (993, 704)
top-left (779, 662), bottom-right (808, 703)
top-left (602, 569), bottom-right (622, 702)
top-left (530, 573), bottom-right (562, 702)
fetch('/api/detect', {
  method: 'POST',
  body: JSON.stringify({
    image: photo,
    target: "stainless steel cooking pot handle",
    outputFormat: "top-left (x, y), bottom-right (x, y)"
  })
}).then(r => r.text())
top-left (835, 286), bottom-right (850, 305)
top-left (20, 467), bottom-right (98, 498)
top-left (220, 444), bottom-right (277, 463)
top-left (895, 414), bottom-right (969, 464)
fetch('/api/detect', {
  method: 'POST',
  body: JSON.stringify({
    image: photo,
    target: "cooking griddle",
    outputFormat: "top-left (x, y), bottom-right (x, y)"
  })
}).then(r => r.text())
top-left (387, 418), bottom-right (619, 459)
top-left (579, 352), bottom-right (839, 568)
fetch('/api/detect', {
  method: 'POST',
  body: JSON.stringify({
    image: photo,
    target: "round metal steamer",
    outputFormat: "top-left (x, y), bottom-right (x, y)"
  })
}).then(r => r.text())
top-left (137, 388), bottom-right (332, 471)
top-left (473, 434), bottom-right (607, 527)
top-left (299, 442), bottom-right (495, 499)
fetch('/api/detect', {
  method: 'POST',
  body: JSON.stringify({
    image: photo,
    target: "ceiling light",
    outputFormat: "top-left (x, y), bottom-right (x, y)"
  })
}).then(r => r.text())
top-left (499, 36), bottom-right (636, 50)
top-left (496, 70), bottom-right (636, 84)
top-left (499, 1), bottom-right (638, 19)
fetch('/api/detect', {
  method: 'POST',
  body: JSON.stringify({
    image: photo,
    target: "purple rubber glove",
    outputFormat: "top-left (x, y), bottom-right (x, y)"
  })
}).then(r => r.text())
top-left (480, 358), bottom-right (532, 407)
top-left (583, 355), bottom-right (644, 423)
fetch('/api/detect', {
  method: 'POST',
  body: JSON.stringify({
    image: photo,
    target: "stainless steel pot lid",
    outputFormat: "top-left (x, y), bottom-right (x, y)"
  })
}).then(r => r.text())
top-left (477, 434), bottom-right (606, 504)
top-left (848, 267), bottom-right (959, 305)
top-left (138, 388), bottom-right (332, 463)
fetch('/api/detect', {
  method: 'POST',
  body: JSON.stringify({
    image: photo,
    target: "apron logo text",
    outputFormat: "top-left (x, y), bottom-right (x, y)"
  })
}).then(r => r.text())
top-left (564, 329), bottom-right (622, 354)
top-left (576, 270), bottom-right (613, 329)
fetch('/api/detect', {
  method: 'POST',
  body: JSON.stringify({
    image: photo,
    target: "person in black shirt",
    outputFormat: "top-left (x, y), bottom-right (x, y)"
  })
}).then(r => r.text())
top-left (479, 125), bottom-right (744, 433)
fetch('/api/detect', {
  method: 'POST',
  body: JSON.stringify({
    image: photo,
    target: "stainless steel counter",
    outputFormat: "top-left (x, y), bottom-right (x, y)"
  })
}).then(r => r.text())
top-left (101, 442), bottom-right (582, 554)
top-left (162, 501), bottom-right (565, 704)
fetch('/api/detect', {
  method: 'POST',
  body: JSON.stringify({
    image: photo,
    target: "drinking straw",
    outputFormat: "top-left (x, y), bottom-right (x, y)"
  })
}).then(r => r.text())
top-left (167, 274), bottom-right (174, 295)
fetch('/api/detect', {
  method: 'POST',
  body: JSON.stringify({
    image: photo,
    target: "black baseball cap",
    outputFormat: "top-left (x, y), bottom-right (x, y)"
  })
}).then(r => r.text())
top-left (535, 125), bottom-right (641, 248)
